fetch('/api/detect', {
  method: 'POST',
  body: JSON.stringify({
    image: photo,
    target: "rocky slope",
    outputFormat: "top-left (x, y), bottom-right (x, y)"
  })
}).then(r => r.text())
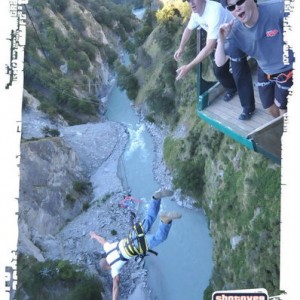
top-left (19, 93), bottom-right (174, 299)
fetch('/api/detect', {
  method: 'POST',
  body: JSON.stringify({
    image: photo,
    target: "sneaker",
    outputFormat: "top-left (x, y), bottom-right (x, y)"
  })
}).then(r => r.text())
top-left (238, 108), bottom-right (255, 120)
top-left (153, 189), bottom-right (174, 200)
top-left (223, 89), bottom-right (237, 102)
top-left (160, 211), bottom-right (182, 224)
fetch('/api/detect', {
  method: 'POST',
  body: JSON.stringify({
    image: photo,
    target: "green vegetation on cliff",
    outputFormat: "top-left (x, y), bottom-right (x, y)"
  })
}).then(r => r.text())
top-left (22, 0), bottom-right (281, 298)
top-left (16, 255), bottom-right (103, 300)
top-left (126, 1), bottom-right (281, 298)
top-left (24, 0), bottom-right (137, 124)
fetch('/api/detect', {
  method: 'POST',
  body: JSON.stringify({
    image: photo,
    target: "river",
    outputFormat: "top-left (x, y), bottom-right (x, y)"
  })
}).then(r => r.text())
top-left (105, 86), bottom-right (213, 300)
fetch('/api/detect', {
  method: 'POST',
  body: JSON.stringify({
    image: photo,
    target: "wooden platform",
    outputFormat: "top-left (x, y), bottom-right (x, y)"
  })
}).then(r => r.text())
top-left (202, 77), bottom-right (274, 138)
top-left (196, 30), bottom-right (282, 163)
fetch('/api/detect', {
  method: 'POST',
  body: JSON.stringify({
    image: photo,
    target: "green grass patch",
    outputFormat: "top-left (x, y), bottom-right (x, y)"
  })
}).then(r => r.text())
top-left (15, 255), bottom-right (103, 300)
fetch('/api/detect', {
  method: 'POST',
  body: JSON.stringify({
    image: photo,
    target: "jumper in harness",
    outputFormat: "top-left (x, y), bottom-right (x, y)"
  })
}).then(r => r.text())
top-left (123, 221), bottom-right (158, 262)
top-left (106, 220), bottom-right (158, 268)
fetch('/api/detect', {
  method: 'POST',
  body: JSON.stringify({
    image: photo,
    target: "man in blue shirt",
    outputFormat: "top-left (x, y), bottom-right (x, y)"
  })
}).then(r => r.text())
top-left (215, 0), bottom-right (293, 118)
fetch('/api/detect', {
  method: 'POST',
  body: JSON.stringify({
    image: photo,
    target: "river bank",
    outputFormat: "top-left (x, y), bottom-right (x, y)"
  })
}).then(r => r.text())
top-left (99, 85), bottom-right (209, 299)
top-left (21, 80), bottom-right (204, 299)
top-left (21, 94), bottom-right (175, 299)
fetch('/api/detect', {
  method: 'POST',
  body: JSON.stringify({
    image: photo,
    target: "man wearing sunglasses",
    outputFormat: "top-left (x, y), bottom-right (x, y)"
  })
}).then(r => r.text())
top-left (175, 0), bottom-right (256, 120)
top-left (215, 0), bottom-right (294, 118)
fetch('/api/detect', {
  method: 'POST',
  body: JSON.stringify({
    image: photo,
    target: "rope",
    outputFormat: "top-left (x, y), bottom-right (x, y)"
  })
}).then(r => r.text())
top-left (119, 196), bottom-right (142, 208)
top-left (24, 5), bottom-right (50, 63)
top-left (119, 155), bottom-right (130, 193)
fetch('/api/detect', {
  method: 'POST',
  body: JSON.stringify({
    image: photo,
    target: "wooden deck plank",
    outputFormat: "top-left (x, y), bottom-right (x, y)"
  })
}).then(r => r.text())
top-left (201, 74), bottom-right (274, 137)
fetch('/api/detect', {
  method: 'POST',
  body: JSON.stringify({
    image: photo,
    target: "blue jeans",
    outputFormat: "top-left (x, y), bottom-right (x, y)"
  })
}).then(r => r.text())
top-left (140, 198), bottom-right (172, 249)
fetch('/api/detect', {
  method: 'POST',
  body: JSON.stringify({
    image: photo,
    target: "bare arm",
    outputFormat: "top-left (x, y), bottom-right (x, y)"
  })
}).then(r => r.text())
top-left (215, 22), bottom-right (233, 67)
top-left (89, 231), bottom-right (107, 246)
top-left (176, 38), bottom-right (217, 80)
top-left (174, 27), bottom-right (193, 61)
top-left (112, 275), bottom-right (120, 300)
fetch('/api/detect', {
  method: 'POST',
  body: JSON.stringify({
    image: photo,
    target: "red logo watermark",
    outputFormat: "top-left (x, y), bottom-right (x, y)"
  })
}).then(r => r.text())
top-left (266, 29), bottom-right (279, 37)
top-left (212, 289), bottom-right (269, 300)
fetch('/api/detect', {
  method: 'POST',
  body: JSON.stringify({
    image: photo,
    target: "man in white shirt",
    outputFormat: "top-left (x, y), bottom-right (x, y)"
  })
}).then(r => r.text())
top-left (175, 0), bottom-right (256, 120)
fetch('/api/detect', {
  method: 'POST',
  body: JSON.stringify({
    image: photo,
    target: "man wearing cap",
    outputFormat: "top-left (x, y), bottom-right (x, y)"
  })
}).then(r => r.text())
top-left (175, 0), bottom-right (256, 120)
top-left (89, 188), bottom-right (181, 300)
top-left (215, 0), bottom-right (293, 117)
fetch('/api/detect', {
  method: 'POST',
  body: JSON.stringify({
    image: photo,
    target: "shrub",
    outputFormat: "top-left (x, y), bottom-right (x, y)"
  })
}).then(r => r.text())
top-left (48, 47), bottom-right (63, 66)
top-left (65, 11), bottom-right (86, 33)
top-left (173, 157), bottom-right (205, 199)
top-left (102, 45), bottom-right (118, 66)
top-left (48, 0), bottom-right (70, 12)
top-left (145, 114), bottom-right (156, 123)
top-left (76, 51), bottom-right (90, 71)
top-left (101, 193), bottom-right (112, 203)
top-left (134, 25), bottom-right (153, 47)
top-left (22, 96), bottom-right (29, 110)
top-left (80, 40), bottom-right (98, 61)
top-left (77, 99), bottom-right (96, 115)
top-left (114, 62), bottom-right (139, 100)
top-left (53, 78), bottom-right (74, 105)
top-left (41, 126), bottom-right (60, 137)
top-left (93, 6), bottom-right (112, 28)
top-left (57, 260), bottom-right (78, 280)
top-left (73, 180), bottom-right (91, 194)
top-left (39, 102), bottom-right (59, 117)
top-left (15, 255), bottom-right (103, 300)
top-left (66, 277), bottom-right (103, 300)
top-left (124, 39), bottom-right (135, 53)
top-left (146, 86), bottom-right (175, 117)
top-left (82, 202), bottom-right (90, 211)
top-left (29, 0), bottom-right (46, 10)
top-left (155, 25), bottom-right (174, 50)
top-left (66, 194), bottom-right (76, 204)
top-left (163, 136), bottom-right (183, 169)
top-left (68, 59), bottom-right (81, 72)
top-left (111, 229), bottom-right (117, 236)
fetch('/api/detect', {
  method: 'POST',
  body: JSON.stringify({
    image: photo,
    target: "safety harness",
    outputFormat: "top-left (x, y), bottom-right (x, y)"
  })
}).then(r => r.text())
top-left (123, 222), bottom-right (158, 262)
top-left (267, 70), bottom-right (293, 84)
top-left (106, 215), bottom-right (158, 267)
top-left (106, 242), bottom-right (129, 267)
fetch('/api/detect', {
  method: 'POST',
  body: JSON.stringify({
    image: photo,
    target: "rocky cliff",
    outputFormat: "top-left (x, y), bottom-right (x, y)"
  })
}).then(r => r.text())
top-left (18, 101), bottom-right (146, 299)
top-left (19, 137), bottom-right (88, 259)
top-left (19, 99), bottom-right (130, 256)
top-left (24, 0), bottom-right (138, 124)
top-left (18, 2), bottom-right (152, 298)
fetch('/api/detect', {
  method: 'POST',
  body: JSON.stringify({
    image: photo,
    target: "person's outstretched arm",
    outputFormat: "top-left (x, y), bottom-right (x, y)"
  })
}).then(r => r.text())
top-left (215, 22), bottom-right (233, 67)
top-left (89, 231), bottom-right (107, 246)
top-left (176, 38), bottom-right (216, 80)
top-left (174, 27), bottom-right (193, 61)
top-left (112, 275), bottom-right (120, 300)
